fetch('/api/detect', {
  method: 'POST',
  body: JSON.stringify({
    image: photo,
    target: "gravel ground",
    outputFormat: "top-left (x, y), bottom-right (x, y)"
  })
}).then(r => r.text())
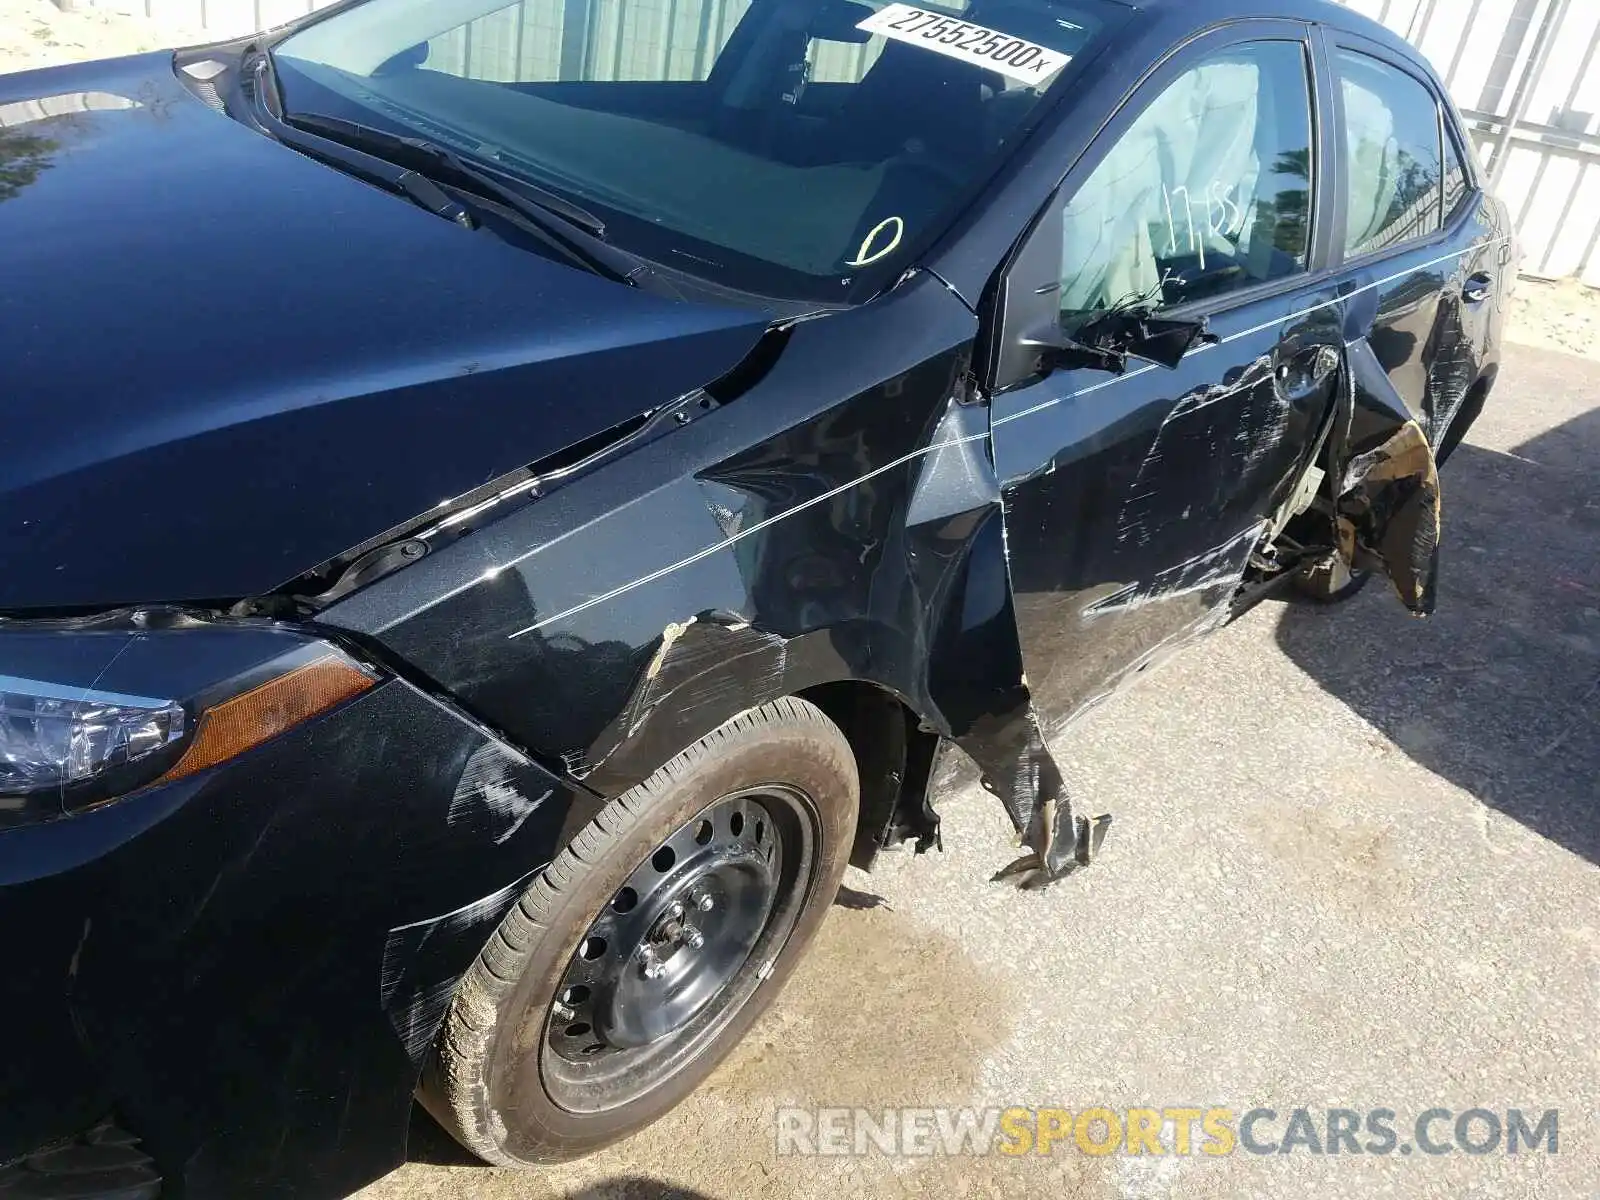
top-left (3, 13), bottom-right (1598, 1200)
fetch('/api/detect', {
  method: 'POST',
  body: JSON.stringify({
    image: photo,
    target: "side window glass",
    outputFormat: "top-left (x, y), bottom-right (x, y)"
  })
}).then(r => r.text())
top-left (1336, 49), bottom-right (1444, 257)
top-left (1058, 40), bottom-right (1314, 322)
top-left (1442, 118), bottom-right (1471, 217)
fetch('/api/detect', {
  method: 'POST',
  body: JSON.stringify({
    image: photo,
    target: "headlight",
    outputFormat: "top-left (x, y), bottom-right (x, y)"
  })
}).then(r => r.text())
top-left (0, 676), bottom-right (187, 796)
top-left (0, 619), bottom-right (379, 827)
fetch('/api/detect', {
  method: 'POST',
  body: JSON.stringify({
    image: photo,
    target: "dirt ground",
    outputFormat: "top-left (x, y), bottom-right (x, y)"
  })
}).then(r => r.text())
top-left (3, 12), bottom-right (1598, 1200)
top-left (1507, 277), bottom-right (1600, 364)
top-left (0, 0), bottom-right (195, 74)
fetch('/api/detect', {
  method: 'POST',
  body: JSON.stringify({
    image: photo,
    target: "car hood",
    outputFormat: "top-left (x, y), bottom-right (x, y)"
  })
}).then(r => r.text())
top-left (0, 54), bottom-right (770, 611)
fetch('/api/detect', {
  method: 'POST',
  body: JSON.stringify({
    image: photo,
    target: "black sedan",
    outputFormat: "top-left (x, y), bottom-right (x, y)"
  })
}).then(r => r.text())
top-left (0, 0), bottom-right (1511, 1193)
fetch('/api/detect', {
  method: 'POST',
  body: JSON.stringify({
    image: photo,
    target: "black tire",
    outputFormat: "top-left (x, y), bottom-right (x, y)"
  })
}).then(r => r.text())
top-left (419, 697), bottom-right (859, 1165)
top-left (1292, 555), bottom-right (1373, 604)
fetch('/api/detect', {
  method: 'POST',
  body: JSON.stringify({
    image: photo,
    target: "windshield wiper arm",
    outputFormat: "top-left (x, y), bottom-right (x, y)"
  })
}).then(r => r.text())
top-left (245, 56), bottom-right (654, 288)
top-left (277, 109), bottom-right (660, 289)
top-left (246, 64), bottom-right (483, 230)
top-left (283, 111), bottom-right (607, 238)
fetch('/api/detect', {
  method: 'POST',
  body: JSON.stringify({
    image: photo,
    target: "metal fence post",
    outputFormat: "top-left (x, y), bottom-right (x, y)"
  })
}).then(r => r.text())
top-left (1487, 0), bottom-right (1573, 189)
top-left (1407, 0), bottom-right (1438, 46)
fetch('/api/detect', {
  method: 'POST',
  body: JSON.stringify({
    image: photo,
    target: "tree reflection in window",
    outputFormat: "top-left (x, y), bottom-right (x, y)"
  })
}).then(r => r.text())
top-left (1337, 49), bottom-right (1444, 258)
top-left (0, 129), bottom-right (57, 203)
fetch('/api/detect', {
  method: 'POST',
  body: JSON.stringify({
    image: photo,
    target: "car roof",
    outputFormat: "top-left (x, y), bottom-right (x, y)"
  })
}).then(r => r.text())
top-left (1124, 0), bottom-right (1430, 72)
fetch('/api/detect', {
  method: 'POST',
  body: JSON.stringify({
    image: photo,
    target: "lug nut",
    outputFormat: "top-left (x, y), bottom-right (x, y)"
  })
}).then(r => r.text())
top-left (681, 925), bottom-right (705, 949)
top-left (692, 890), bottom-right (715, 912)
top-left (638, 947), bottom-right (666, 980)
top-left (552, 1001), bottom-right (576, 1022)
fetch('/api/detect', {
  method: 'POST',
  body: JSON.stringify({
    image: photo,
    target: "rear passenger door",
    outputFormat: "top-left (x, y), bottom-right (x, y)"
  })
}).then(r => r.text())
top-left (986, 22), bottom-right (1343, 729)
top-left (1325, 32), bottom-right (1501, 453)
top-left (1314, 29), bottom-right (1513, 612)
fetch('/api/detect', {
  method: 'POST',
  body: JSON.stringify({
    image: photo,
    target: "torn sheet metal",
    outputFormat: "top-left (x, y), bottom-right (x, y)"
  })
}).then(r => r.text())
top-left (1330, 337), bottom-right (1443, 616)
top-left (904, 403), bottom-right (1109, 888)
top-left (587, 612), bottom-right (790, 777)
top-left (958, 694), bottom-right (1111, 889)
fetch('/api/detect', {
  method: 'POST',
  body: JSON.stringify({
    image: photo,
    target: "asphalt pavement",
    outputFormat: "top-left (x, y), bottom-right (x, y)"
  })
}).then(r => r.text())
top-left (360, 341), bottom-right (1599, 1200)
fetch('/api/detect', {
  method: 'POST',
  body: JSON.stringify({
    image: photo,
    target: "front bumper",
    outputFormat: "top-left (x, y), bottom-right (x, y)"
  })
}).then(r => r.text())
top-left (0, 678), bottom-right (594, 1198)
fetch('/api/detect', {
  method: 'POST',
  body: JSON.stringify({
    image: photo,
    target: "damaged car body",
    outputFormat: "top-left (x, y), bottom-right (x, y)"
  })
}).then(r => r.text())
top-left (0, 0), bottom-right (1512, 1194)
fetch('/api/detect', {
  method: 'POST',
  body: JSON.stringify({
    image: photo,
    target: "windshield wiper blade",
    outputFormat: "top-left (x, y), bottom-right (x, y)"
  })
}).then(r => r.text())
top-left (276, 108), bottom-right (660, 289)
top-left (247, 68), bottom-right (479, 232)
top-left (245, 57), bottom-right (651, 287)
top-left (284, 111), bottom-right (607, 238)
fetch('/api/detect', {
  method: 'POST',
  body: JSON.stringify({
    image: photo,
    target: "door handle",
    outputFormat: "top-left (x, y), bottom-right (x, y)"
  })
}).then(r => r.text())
top-left (1464, 273), bottom-right (1495, 304)
top-left (1277, 345), bottom-right (1340, 405)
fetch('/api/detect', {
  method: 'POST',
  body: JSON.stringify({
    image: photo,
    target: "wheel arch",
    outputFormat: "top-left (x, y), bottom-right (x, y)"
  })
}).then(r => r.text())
top-left (795, 680), bottom-right (944, 871)
top-left (570, 616), bottom-right (949, 874)
top-left (1438, 366), bottom-right (1497, 465)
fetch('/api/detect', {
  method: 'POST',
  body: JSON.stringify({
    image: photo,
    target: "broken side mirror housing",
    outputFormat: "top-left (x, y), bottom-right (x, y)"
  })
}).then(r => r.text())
top-left (1109, 313), bottom-right (1215, 369)
top-left (987, 200), bottom-right (1214, 390)
top-left (1018, 308), bottom-right (1215, 378)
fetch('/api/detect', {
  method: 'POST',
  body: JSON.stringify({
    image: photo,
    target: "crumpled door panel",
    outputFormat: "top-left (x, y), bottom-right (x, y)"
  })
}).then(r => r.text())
top-left (1330, 337), bottom-right (1443, 616)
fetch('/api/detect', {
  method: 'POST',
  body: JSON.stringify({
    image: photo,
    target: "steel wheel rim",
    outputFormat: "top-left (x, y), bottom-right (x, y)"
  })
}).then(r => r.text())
top-left (538, 784), bottom-right (816, 1114)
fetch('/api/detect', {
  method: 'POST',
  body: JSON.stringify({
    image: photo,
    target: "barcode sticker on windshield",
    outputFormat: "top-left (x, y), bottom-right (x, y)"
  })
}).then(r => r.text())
top-left (855, 4), bottom-right (1072, 85)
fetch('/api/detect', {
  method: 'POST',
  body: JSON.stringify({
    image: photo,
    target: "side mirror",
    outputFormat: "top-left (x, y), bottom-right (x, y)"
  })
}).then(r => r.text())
top-left (1021, 321), bottom-right (1128, 375)
top-left (987, 199), bottom-right (1067, 392)
top-left (985, 197), bottom-right (1216, 391)
top-left (1082, 311), bottom-right (1215, 370)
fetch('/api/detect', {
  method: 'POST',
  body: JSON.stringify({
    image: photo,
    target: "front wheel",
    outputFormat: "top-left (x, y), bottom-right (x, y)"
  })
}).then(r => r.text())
top-left (419, 697), bottom-right (859, 1165)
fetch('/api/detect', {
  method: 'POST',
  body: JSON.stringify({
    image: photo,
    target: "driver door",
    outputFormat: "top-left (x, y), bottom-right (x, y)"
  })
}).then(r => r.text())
top-left (985, 22), bottom-right (1344, 729)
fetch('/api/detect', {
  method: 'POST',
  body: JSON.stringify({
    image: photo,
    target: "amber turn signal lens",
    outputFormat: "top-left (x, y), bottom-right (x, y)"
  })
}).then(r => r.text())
top-left (156, 654), bottom-right (376, 785)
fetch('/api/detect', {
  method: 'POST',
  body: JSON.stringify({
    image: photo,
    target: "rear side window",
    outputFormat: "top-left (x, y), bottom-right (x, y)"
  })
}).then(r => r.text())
top-left (1336, 49), bottom-right (1445, 257)
top-left (1057, 39), bottom-right (1314, 320)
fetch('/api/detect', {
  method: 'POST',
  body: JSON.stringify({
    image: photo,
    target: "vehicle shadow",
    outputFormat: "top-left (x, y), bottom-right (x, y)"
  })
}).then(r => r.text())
top-left (403, 1109), bottom-right (722, 1200)
top-left (1274, 402), bottom-right (1600, 865)
top-left (402, 1106), bottom-right (484, 1167)
top-left (561, 1182), bottom-right (719, 1200)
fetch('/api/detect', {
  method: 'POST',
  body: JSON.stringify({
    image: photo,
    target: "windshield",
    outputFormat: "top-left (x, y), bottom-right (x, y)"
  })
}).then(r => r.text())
top-left (273, 0), bottom-right (1122, 301)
